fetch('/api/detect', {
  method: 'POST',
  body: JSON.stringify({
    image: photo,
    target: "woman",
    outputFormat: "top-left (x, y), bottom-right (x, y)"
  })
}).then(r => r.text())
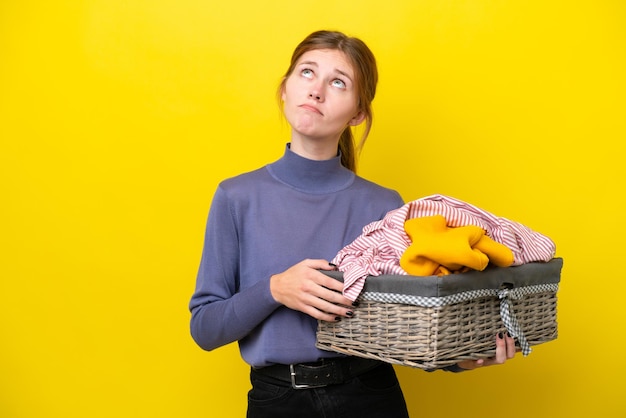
top-left (189, 30), bottom-right (516, 418)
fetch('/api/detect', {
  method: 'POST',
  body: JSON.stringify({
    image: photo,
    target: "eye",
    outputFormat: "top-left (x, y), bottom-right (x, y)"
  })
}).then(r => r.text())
top-left (301, 68), bottom-right (313, 78)
top-left (332, 79), bottom-right (346, 89)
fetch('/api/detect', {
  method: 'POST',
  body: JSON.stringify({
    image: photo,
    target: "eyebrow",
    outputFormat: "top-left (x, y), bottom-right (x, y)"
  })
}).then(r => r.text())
top-left (298, 61), bottom-right (353, 82)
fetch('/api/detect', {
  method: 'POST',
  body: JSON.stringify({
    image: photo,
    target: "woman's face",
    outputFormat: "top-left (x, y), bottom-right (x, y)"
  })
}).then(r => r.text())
top-left (281, 49), bottom-right (364, 145)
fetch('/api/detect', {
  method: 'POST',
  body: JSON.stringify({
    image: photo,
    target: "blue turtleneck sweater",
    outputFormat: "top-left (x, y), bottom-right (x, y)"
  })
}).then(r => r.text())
top-left (189, 144), bottom-right (403, 367)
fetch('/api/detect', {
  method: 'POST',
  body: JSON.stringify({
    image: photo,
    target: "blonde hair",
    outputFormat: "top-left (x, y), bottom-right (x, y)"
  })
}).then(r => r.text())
top-left (278, 30), bottom-right (378, 173)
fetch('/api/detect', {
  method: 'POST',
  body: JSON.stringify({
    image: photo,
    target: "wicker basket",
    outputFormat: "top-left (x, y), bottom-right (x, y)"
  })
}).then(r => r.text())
top-left (316, 258), bottom-right (562, 370)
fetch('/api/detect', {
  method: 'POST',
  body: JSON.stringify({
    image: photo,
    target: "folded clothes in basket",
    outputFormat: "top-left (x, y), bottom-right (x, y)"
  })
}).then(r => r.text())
top-left (332, 194), bottom-right (557, 301)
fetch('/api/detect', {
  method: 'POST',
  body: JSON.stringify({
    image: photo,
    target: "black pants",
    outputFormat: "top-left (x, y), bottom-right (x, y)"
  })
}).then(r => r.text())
top-left (247, 362), bottom-right (409, 418)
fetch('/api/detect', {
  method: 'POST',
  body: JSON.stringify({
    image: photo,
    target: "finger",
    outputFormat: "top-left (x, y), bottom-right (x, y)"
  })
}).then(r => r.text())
top-left (320, 289), bottom-right (354, 309)
top-left (310, 296), bottom-right (354, 318)
top-left (316, 273), bottom-right (345, 292)
top-left (493, 332), bottom-right (508, 364)
top-left (302, 260), bottom-right (349, 295)
top-left (298, 289), bottom-right (354, 320)
top-left (303, 258), bottom-right (336, 271)
top-left (301, 283), bottom-right (355, 315)
top-left (302, 304), bottom-right (342, 323)
top-left (504, 333), bottom-right (516, 358)
top-left (313, 272), bottom-right (354, 306)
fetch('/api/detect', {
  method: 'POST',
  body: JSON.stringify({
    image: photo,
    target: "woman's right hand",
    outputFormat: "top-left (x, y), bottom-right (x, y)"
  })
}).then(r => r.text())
top-left (270, 259), bottom-right (356, 322)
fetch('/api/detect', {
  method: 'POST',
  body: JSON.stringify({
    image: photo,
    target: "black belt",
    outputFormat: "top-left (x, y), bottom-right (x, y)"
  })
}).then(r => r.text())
top-left (252, 357), bottom-right (382, 389)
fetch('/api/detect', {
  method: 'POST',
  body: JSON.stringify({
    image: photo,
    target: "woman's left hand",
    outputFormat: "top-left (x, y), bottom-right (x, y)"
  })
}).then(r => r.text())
top-left (455, 332), bottom-right (517, 370)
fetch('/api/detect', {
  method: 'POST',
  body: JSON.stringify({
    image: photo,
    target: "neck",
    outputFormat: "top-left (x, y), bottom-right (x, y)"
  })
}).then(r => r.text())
top-left (265, 144), bottom-right (354, 194)
top-left (289, 135), bottom-right (339, 161)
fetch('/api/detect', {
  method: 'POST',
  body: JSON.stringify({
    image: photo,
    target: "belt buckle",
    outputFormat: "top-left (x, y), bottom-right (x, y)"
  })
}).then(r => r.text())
top-left (289, 364), bottom-right (328, 390)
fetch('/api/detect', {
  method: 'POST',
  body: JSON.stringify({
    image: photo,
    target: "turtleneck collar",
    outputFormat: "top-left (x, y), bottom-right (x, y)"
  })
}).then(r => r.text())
top-left (266, 144), bottom-right (355, 194)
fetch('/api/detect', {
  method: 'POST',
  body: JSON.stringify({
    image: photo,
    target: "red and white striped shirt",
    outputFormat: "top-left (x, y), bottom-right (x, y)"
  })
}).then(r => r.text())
top-left (332, 194), bottom-right (557, 301)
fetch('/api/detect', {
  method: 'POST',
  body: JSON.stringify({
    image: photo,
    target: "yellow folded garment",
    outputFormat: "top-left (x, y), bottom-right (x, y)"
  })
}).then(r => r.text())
top-left (400, 215), bottom-right (514, 276)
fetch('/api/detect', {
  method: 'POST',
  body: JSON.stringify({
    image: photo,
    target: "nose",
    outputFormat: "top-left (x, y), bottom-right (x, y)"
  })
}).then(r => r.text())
top-left (308, 83), bottom-right (324, 102)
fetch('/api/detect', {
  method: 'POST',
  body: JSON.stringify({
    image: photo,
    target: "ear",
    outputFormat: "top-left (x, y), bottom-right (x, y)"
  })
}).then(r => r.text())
top-left (348, 111), bottom-right (366, 126)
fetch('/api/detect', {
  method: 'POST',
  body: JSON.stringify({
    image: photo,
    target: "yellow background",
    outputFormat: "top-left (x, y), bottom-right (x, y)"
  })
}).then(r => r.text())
top-left (2, 1), bottom-right (625, 417)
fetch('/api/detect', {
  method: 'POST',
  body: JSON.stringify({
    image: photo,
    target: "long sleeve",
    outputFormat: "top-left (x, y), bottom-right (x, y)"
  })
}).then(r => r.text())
top-left (189, 186), bottom-right (280, 351)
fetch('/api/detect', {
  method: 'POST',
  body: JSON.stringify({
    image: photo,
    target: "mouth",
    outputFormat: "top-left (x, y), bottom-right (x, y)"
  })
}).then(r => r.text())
top-left (299, 104), bottom-right (323, 116)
